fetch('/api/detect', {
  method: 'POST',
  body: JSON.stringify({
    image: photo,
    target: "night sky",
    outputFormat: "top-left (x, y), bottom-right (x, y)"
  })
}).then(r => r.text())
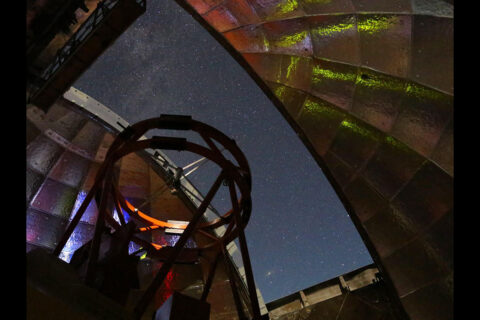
top-left (74, 0), bottom-right (372, 303)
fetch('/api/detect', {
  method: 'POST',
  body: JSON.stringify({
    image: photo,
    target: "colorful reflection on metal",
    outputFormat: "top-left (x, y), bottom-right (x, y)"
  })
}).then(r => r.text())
top-left (357, 16), bottom-right (399, 35)
top-left (155, 269), bottom-right (175, 308)
top-left (312, 21), bottom-right (355, 37)
top-left (285, 56), bottom-right (301, 80)
top-left (275, 0), bottom-right (299, 15)
top-left (273, 30), bottom-right (308, 48)
top-left (312, 65), bottom-right (356, 84)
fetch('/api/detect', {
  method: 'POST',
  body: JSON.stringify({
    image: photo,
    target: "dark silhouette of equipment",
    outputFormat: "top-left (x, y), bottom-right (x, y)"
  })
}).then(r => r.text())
top-left (69, 221), bottom-right (140, 305)
top-left (153, 292), bottom-right (210, 320)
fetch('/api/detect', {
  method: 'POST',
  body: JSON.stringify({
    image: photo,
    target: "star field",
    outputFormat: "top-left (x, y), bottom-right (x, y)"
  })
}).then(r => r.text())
top-left (74, 0), bottom-right (372, 303)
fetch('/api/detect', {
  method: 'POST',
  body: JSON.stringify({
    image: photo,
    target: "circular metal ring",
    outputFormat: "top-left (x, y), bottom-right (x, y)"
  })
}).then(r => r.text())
top-left (92, 115), bottom-right (252, 254)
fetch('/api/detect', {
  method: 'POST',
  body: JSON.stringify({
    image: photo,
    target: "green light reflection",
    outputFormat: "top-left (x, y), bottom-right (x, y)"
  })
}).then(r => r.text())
top-left (355, 71), bottom-right (447, 103)
top-left (309, 61), bottom-right (447, 104)
top-left (357, 16), bottom-right (398, 35)
top-left (273, 30), bottom-right (308, 48)
top-left (340, 119), bottom-right (380, 141)
top-left (406, 82), bottom-right (445, 102)
top-left (275, 0), bottom-right (299, 15)
top-left (312, 22), bottom-right (354, 37)
top-left (356, 73), bottom-right (404, 92)
top-left (274, 85), bottom-right (287, 100)
top-left (263, 33), bottom-right (270, 51)
top-left (385, 136), bottom-right (413, 153)
top-left (312, 64), bottom-right (357, 85)
top-left (303, 97), bottom-right (344, 120)
top-left (310, 15), bottom-right (398, 39)
top-left (285, 56), bottom-right (301, 80)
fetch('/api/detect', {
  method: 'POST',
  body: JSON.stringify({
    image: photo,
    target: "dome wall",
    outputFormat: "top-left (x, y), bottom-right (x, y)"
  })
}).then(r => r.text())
top-left (176, 1), bottom-right (453, 319)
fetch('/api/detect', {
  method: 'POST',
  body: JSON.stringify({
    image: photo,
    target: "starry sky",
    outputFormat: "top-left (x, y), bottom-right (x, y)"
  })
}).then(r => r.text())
top-left (73, 0), bottom-right (372, 303)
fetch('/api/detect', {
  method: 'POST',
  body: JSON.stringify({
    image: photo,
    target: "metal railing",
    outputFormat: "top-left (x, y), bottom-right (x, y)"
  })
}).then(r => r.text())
top-left (30, 0), bottom-right (146, 97)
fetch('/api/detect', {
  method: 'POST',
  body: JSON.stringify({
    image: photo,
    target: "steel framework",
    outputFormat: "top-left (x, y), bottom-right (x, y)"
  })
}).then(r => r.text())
top-left (52, 114), bottom-right (261, 319)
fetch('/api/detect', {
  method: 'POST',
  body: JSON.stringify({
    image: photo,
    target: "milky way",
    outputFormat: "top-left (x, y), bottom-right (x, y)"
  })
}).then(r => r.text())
top-left (74, 0), bottom-right (372, 303)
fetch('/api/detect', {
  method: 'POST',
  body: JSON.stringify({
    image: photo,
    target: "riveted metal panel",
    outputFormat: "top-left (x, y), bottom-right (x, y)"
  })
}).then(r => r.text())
top-left (27, 209), bottom-right (68, 250)
top-left (48, 151), bottom-right (91, 189)
top-left (31, 178), bottom-right (77, 220)
top-left (27, 167), bottom-right (44, 205)
top-left (27, 134), bottom-right (64, 175)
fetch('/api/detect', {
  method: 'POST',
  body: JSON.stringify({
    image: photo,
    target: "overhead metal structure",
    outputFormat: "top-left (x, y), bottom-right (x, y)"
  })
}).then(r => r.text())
top-left (27, 0), bottom-right (146, 110)
top-left (171, 1), bottom-right (454, 320)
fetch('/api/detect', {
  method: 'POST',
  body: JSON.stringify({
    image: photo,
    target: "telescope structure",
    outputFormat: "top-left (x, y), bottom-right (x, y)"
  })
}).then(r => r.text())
top-left (26, 1), bottom-right (453, 320)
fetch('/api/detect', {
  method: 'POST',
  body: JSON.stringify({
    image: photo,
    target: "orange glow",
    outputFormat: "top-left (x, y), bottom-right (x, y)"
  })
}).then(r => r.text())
top-left (124, 199), bottom-right (188, 229)
top-left (138, 225), bottom-right (160, 232)
top-left (150, 243), bottom-right (163, 250)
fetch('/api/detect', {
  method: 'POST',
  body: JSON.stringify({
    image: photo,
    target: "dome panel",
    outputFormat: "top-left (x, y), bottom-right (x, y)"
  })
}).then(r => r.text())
top-left (363, 206), bottom-right (417, 258)
top-left (430, 119), bottom-right (453, 176)
top-left (310, 58), bottom-right (358, 111)
top-left (410, 15), bottom-right (453, 93)
top-left (203, 0), bottom-right (261, 32)
top-left (309, 14), bottom-right (361, 65)
top-left (27, 168), bottom-right (44, 204)
top-left (329, 118), bottom-right (382, 170)
top-left (357, 14), bottom-right (412, 78)
top-left (343, 176), bottom-right (387, 222)
top-left (186, 0), bottom-right (224, 15)
top-left (262, 18), bottom-right (314, 57)
top-left (31, 178), bottom-right (78, 220)
top-left (400, 274), bottom-right (452, 320)
top-left (266, 81), bottom-right (307, 117)
top-left (48, 151), bottom-right (91, 189)
top-left (203, 4), bottom-right (243, 32)
top-left (390, 82), bottom-right (452, 158)
top-left (224, 24), bottom-right (268, 53)
top-left (422, 210), bottom-right (453, 270)
top-left (249, 0), bottom-right (306, 22)
top-left (300, 0), bottom-right (355, 15)
top-left (351, 0), bottom-right (412, 13)
top-left (27, 208), bottom-right (68, 250)
top-left (390, 161), bottom-right (452, 233)
top-left (323, 151), bottom-right (355, 187)
top-left (411, 0), bottom-right (453, 17)
top-left (362, 136), bottom-right (426, 200)
top-left (27, 135), bottom-right (65, 176)
top-left (351, 68), bottom-right (405, 132)
top-left (295, 95), bottom-right (346, 156)
top-left (382, 237), bottom-right (450, 298)
top-left (71, 121), bottom-right (106, 154)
